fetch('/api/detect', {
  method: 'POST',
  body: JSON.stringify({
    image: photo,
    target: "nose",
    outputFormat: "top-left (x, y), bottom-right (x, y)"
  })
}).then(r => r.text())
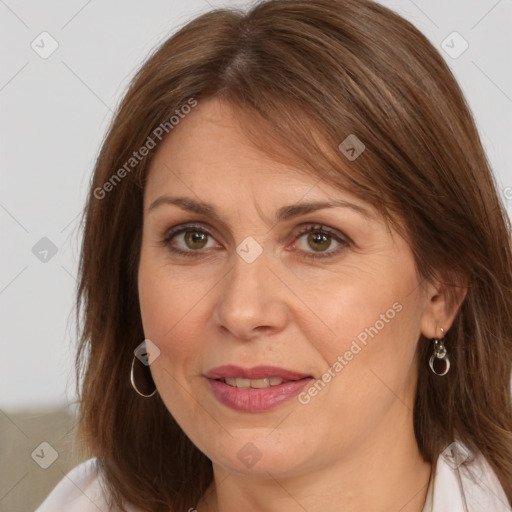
top-left (212, 249), bottom-right (289, 340)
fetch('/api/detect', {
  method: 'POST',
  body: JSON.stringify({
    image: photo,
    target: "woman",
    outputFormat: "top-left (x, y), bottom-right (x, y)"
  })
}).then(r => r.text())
top-left (36, 0), bottom-right (512, 510)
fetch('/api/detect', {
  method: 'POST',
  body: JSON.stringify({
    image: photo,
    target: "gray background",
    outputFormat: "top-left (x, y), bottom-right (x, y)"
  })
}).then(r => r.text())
top-left (1, 0), bottom-right (511, 411)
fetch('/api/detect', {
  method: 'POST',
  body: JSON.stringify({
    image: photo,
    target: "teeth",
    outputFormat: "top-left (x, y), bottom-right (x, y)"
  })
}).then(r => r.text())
top-left (224, 377), bottom-right (285, 388)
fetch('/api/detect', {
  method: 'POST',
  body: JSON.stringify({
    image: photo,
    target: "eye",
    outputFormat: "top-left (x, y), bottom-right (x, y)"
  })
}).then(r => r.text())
top-left (292, 224), bottom-right (351, 259)
top-left (162, 224), bottom-right (219, 257)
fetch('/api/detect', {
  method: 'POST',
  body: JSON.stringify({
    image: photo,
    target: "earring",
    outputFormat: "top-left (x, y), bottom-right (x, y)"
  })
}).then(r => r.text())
top-left (429, 327), bottom-right (450, 376)
top-left (130, 344), bottom-right (157, 397)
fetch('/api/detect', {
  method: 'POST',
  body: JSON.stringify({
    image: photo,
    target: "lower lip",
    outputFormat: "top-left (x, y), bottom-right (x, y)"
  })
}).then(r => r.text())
top-left (206, 377), bottom-right (313, 412)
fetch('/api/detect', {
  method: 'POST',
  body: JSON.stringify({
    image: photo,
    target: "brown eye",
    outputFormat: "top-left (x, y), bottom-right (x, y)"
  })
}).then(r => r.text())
top-left (294, 224), bottom-right (350, 259)
top-left (183, 231), bottom-right (209, 250)
top-left (305, 231), bottom-right (332, 252)
top-left (162, 224), bottom-right (219, 256)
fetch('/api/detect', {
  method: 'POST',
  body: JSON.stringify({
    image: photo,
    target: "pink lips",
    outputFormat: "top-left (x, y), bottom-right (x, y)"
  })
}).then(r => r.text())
top-left (204, 365), bottom-right (313, 412)
top-left (204, 365), bottom-right (311, 381)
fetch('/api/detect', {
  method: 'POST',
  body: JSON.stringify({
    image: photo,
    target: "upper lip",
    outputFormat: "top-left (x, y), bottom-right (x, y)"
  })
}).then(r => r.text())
top-left (204, 365), bottom-right (312, 381)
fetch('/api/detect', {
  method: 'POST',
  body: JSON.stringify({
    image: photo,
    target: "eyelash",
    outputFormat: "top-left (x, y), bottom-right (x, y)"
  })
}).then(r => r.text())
top-left (161, 223), bottom-right (351, 260)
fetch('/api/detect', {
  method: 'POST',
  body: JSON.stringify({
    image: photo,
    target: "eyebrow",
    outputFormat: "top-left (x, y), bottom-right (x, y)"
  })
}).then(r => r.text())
top-left (146, 195), bottom-right (373, 222)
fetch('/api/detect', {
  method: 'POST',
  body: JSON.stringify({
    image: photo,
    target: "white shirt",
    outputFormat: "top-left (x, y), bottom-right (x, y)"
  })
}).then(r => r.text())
top-left (35, 440), bottom-right (511, 512)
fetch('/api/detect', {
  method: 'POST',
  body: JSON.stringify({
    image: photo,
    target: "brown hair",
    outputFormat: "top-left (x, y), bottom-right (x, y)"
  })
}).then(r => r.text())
top-left (75, 0), bottom-right (512, 509)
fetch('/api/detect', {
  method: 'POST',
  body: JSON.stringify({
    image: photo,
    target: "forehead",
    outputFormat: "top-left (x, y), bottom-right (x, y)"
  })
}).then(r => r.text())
top-left (144, 98), bottom-right (374, 216)
top-left (146, 99), bottom-right (307, 186)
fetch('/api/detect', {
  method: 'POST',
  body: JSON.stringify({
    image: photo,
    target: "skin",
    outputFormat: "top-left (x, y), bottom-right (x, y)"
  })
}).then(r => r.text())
top-left (137, 97), bottom-right (466, 512)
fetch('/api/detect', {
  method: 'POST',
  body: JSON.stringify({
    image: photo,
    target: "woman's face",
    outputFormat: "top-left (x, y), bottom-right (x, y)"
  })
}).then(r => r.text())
top-left (138, 97), bottom-right (440, 477)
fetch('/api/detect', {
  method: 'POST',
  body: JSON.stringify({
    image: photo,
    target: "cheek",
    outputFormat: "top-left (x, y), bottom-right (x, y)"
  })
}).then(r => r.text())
top-left (292, 267), bottom-right (425, 429)
top-left (294, 260), bottom-right (423, 367)
top-left (138, 255), bottom-right (209, 347)
top-left (137, 257), bottom-right (219, 412)
top-left (138, 263), bottom-right (209, 418)
top-left (294, 280), bottom-right (424, 448)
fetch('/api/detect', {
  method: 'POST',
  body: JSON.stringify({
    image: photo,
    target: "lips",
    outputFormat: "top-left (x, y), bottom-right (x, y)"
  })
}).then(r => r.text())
top-left (204, 365), bottom-right (314, 412)
top-left (204, 365), bottom-right (311, 381)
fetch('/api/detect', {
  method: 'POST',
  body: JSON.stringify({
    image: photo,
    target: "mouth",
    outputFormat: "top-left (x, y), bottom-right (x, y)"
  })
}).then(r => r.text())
top-left (215, 376), bottom-right (299, 388)
top-left (204, 365), bottom-right (314, 412)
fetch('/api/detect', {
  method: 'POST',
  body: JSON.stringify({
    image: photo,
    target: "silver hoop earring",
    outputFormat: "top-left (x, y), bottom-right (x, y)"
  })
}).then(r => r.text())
top-left (130, 354), bottom-right (157, 398)
top-left (429, 333), bottom-right (450, 376)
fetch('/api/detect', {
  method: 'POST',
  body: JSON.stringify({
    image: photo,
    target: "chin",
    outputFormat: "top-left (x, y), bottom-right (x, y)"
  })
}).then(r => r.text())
top-left (203, 433), bottom-right (309, 476)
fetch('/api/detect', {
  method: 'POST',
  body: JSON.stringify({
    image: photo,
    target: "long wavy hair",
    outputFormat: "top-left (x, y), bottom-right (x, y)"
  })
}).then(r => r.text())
top-left (74, 0), bottom-right (512, 509)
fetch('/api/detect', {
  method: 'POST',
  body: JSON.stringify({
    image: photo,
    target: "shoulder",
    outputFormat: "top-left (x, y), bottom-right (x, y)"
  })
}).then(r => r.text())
top-left (431, 440), bottom-right (511, 512)
top-left (35, 458), bottom-right (141, 512)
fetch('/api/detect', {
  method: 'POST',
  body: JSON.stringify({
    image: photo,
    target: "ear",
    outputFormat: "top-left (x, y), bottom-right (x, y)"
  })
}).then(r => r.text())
top-left (420, 276), bottom-right (468, 339)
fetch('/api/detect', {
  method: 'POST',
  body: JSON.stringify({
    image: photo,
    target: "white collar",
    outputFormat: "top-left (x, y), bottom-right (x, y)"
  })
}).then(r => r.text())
top-left (421, 439), bottom-right (511, 512)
